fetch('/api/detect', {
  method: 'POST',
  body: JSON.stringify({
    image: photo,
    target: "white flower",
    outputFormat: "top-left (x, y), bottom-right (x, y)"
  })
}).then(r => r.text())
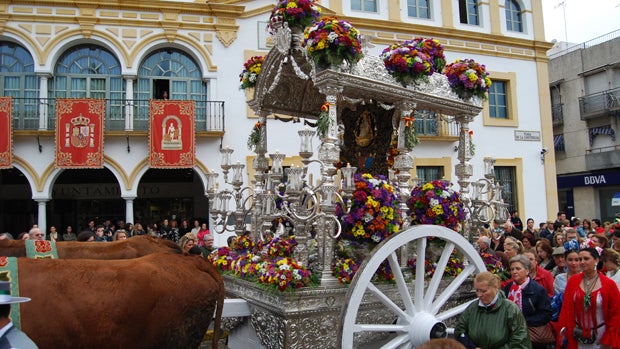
top-left (364, 213), bottom-right (373, 223)
top-left (371, 234), bottom-right (381, 243)
top-left (430, 198), bottom-right (439, 207)
top-left (293, 272), bottom-right (302, 280)
top-left (279, 264), bottom-right (290, 271)
top-left (440, 190), bottom-right (450, 199)
top-left (328, 32), bottom-right (338, 43)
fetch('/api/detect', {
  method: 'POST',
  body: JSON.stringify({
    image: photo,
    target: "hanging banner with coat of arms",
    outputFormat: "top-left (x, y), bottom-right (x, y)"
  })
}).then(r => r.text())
top-left (0, 97), bottom-right (12, 169)
top-left (55, 99), bottom-right (105, 168)
top-left (149, 100), bottom-right (195, 168)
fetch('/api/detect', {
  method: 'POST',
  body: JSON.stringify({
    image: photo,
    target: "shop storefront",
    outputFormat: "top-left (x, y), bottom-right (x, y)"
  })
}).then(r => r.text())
top-left (557, 170), bottom-right (620, 222)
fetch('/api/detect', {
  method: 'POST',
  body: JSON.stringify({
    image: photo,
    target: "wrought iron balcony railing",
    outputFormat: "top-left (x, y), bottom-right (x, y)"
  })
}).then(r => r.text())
top-left (579, 87), bottom-right (620, 120)
top-left (9, 98), bottom-right (225, 133)
top-left (415, 112), bottom-right (460, 138)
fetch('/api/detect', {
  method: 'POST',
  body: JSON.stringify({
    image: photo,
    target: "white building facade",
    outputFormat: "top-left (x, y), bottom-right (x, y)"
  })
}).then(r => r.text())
top-left (0, 0), bottom-right (557, 236)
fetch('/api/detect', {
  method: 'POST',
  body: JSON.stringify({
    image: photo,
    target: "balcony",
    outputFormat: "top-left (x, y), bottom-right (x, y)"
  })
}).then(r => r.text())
top-left (578, 87), bottom-right (620, 120)
top-left (585, 145), bottom-right (620, 171)
top-left (551, 103), bottom-right (563, 126)
top-left (415, 112), bottom-right (460, 141)
top-left (9, 98), bottom-right (225, 135)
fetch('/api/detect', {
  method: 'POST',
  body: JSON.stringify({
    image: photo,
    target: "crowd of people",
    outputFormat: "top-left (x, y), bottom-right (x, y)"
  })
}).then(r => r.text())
top-left (2, 217), bottom-right (217, 258)
top-left (460, 210), bottom-right (620, 348)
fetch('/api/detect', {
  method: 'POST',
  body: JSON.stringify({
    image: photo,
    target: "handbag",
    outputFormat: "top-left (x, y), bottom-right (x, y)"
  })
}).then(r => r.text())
top-left (528, 323), bottom-right (556, 344)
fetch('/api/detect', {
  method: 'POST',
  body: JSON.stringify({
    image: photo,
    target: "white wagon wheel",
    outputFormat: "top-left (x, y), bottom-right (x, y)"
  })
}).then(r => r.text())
top-left (340, 224), bottom-right (487, 349)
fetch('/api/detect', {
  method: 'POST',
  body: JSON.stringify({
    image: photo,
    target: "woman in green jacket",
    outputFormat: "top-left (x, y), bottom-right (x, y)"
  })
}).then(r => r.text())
top-left (455, 271), bottom-right (531, 349)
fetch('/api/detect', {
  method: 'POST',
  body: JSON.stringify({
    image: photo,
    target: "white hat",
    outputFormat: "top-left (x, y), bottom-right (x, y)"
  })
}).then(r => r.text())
top-left (0, 282), bottom-right (30, 304)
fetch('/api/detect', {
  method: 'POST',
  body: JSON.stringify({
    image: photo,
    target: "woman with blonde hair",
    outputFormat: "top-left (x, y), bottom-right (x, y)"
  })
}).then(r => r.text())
top-left (455, 271), bottom-right (530, 349)
top-left (178, 233), bottom-right (197, 254)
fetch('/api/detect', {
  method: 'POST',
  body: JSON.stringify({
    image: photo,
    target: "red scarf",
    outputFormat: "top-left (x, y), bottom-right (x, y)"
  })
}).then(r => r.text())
top-left (507, 277), bottom-right (530, 310)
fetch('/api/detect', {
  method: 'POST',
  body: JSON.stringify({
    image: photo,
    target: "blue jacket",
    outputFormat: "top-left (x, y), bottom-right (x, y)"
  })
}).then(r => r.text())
top-left (503, 279), bottom-right (552, 327)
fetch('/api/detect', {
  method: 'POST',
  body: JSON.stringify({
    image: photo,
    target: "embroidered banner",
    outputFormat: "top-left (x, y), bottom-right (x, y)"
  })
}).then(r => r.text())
top-left (0, 257), bottom-right (23, 329)
top-left (25, 240), bottom-right (58, 259)
top-left (55, 99), bottom-right (105, 168)
top-left (0, 97), bottom-right (12, 169)
top-left (149, 100), bottom-right (195, 168)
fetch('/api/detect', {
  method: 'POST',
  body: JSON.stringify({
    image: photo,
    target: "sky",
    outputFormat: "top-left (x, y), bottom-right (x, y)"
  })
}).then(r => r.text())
top-left (542, 0), bottom-right (620, 45)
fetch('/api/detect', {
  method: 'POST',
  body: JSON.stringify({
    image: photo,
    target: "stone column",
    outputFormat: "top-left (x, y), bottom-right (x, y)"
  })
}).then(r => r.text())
top-left (37, 73), bottom-right (52, 130)
top-left (124, 196), bottom-right (136, 226)
top-left (35, 199), bottom-right (49, 234)
top-left (123, 75), bottom-right (136, 130)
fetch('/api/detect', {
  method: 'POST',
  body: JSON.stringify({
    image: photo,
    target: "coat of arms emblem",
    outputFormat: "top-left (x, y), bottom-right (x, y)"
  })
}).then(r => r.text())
top-left (64, 114), bottom-right (94, 148)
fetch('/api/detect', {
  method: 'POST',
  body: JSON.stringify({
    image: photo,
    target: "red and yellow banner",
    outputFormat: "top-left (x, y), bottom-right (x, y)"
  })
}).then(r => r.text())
top-left (149, 100), bottom-right (195, 168)
top-left (0, 97), bottom-right (12, 169)
top-left (55, 99), bottom-right (105, 168)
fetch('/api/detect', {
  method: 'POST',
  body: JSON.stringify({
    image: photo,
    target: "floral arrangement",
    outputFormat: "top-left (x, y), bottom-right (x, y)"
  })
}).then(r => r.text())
top-left (407, 180), bottom-right (466, 230)
top-left (232, 234), bottom-right (256, 254)
top-left (258, 257), bottom-right (312, 291)
top-left (231, 253), bottom-right (262, 278)
top-left (406, 257), bottom-right (436, 279)
top-left (468, 130), bottom-right (475, 156)
top-left (480, 252), bottom-right (505, 276)
top-left (239, 55), bottom-right (264, 90)
top-left (445, 255), bottom-right (464, 277)
top-left (316, 102), bottom-right (330, 138)
top-left (381, 37), bottom-right (446, 86)
top-left (386, 136), bottom-right (399, 169)
top-left (264, 235), bottom-right (298, 258)
top-left (268, 0), bottom-right (321, 32)
top-left (373, 260), bottom-right (395, 282)
top-left (443, 59), bottom-right (492, 100)
top-left (303, 17), bottom-right (364, 68)
top-left (332, 257), bottom-right (359, 284)
top-left (416, 38), bottom-right (446, 72)
top-left (208, 246), bottom-right (236, 272)
top-left (247, 121), bottom-right (264, 151)
top-left (336, 173), bottom-right (402, 244)
top-left (403, 114), bottom-right (419, 149)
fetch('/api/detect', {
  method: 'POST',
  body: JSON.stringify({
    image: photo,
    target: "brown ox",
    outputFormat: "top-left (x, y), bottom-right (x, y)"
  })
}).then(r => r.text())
top-left (11, 253), bottom-right (223, 349)
top-left (0, 235), bottom-right (182, 258)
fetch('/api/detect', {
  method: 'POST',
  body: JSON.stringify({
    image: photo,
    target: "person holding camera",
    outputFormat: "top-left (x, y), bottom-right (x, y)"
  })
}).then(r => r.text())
top-left (558, 247), bottom-right (620, 348)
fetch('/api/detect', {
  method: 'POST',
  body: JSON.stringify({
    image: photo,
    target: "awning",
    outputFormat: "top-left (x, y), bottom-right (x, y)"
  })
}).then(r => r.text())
top-left (589, 125), bottom-right (616, 146)
top-left (554, 134), bottom-right (565, 152)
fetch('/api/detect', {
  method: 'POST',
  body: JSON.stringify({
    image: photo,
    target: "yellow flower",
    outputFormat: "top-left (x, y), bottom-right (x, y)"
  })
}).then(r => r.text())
top-left (286, 2), bottom-right (297, 9)
top-left (432, 206), bottom-right (444, 215)
top-left (422, 183), bottom-right (434, 191)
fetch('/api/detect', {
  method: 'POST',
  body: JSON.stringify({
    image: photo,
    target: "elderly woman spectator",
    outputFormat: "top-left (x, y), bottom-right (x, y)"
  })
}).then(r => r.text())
top-left (558, 248), bottom-right (620, 348)
top-left (523, 251), bottom-right (554, 297)
top-left (601, 248), bottom-right (620, 289)
top-left (455, 272), bottom-right (530, 349)
top-left (503, 255), bottom-right (554, 347)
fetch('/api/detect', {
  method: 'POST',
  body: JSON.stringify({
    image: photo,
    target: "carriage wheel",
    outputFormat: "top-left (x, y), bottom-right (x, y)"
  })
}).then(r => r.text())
top-left (340, 225), bottom-right (487, 349)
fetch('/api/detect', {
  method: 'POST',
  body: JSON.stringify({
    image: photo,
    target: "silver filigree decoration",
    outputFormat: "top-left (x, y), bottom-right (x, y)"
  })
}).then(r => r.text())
top-left (267, 61), bottom-right (284, 94)
top-left (377, 101), bottom-right (395, 110)
top-left (291, 58), bottom-right (309, 80)
top-left (274, 23), bottom-right (292, 54)
top-left (251, 309), bottom-right (285, 349)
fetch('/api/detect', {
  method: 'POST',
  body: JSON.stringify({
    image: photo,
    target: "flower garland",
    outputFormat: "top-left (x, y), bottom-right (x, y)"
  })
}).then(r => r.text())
top-left (232, 234), bottom-right (256, 254)
top-left (208, 246), bottom-right (236, 272)
top-left (316, 102), bottom-right (330, 138)
top-left (480, 252), bottom-right (505, 276)
top-left (303, 17), bottom-right (364, 68)
top-left (336, 173), bottom-right (402, 244)
top-left (239, 55), bottom-right (264, 89)
top-left (268, 0), bottom-right (321, 32)
top-left (443, 59), bottom-right (492, 100)
top-left (381, 38), bottom-right (446, 86)
top-left (407, 180), bottom-right (466, 230)
top-left (264, 235), bottom-right (298, 258)
top-left (247, 121), bottom-right (264, 151)
top-left (468, 130), bottom-right (475, 156)
top-left (403, 114), bottom-right (419, 149)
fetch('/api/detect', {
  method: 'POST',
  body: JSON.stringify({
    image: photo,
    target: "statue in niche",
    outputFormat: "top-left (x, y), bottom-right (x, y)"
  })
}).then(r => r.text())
top-left (354, 110), bottom-right (376, 147)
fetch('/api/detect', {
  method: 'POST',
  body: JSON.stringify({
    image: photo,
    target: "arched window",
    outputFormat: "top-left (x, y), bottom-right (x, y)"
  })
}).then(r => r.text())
top-left (458, 0), bottom-right (479, 25)
top-left (135, 49), bottom-right (207, 130)
top-left (54, 45), bottom-right (124, 129)
top-left (505, 0), bottom-right (523, 32)
top-left (0, 42), bottom-right (38, 129)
